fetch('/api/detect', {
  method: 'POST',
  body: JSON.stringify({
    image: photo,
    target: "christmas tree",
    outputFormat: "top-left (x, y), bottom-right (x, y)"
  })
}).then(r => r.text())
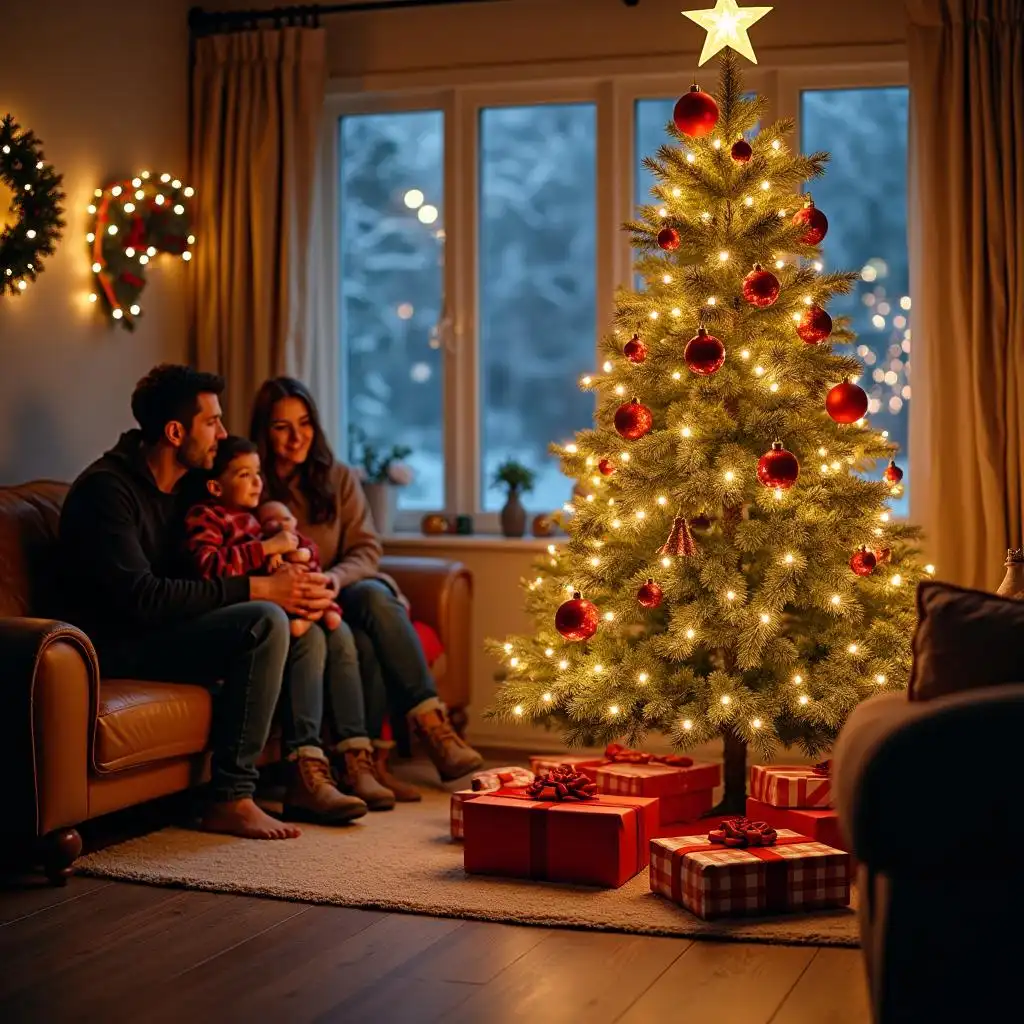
top-left (487, 32), bottom-right (931, 812)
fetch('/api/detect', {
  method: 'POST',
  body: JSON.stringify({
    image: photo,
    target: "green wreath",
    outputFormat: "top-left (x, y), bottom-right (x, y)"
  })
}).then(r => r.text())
top-left (88, 170), bottom-right (194, 331)
top-left (0, 114), bottom-right (65, 297)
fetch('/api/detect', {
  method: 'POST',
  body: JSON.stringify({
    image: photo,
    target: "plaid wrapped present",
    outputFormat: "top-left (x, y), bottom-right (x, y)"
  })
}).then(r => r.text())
top-left (650, 824), bottom-right (850, 920)
top-left (594, 762), bottom-right (720, 825)
top-left (749, 763), bottom-right (832, 808)
top-left (450, 790), bottom-right (477, 841)
top-left (529, 754), bottom-right (606, 780)
top-left (745, 797), bottom-right (845, 852)
top-left (471, 766), bottom-right (534, 792)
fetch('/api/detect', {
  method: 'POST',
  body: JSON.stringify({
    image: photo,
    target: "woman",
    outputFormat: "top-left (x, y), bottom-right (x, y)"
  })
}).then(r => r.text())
top-left (249, 377), bottom-right (483, 802)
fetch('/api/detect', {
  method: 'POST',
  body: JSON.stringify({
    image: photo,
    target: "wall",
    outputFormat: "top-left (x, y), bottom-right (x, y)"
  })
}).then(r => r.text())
top-left (0, 0), bottom-right (192, 485)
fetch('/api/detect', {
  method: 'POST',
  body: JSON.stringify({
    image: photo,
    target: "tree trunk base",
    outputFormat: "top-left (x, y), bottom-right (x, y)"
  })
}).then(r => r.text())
top-left (704, 790), bottom-right (749, 818)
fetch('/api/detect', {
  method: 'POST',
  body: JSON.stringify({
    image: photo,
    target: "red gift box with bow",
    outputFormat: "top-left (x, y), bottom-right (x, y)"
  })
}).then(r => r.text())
top-left (451, 766), bottom-right (534, 840)
top-left (749, 761), bottom-right (832, 808)
top-left (463, 770), bottom-right (658, 888)
top-left (528, 754), bottom-right (607, 779)
top-left (650, 820), bottom-right (850, 920)
top-left (594, 759), bottom-right (720, 826)
top-left (744, 797), bottom-right (845, 852)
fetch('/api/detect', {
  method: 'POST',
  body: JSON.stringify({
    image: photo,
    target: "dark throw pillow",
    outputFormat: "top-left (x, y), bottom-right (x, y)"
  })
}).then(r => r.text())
top-left (909, 581), bottom-right (1024, 700)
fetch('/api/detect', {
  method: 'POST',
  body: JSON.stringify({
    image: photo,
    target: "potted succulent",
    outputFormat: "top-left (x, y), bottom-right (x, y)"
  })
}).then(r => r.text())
top-left (491, 459), bottom-right (536, 538)
top-left (349, 426), bottom-right (413, 535)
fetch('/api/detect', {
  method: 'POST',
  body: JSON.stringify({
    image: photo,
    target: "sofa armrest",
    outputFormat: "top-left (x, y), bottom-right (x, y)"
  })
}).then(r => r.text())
top-left (379, 555), bottom-right (472, 710)
top-left (0, 617), bottom-right (99, 838)
top-left (833, 685), bottom-right (1024, 873)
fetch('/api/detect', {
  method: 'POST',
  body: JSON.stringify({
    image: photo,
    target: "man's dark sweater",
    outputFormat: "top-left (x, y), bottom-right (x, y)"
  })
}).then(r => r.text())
top-left (60, 430), bottom-right (250, 651)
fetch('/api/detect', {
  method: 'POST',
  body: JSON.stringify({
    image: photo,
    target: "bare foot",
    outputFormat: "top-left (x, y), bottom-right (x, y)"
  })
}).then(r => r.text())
top-left (290, 617), bottom-right (313, 638)
top-left (202, 798), bottom-right (301, 839)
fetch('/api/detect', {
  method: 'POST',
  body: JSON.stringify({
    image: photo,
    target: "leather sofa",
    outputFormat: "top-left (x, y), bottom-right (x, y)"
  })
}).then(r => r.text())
top-left (833, 686), bottom-right (1024, 1023)
top-left (0, 481), bottom-right (472, 883)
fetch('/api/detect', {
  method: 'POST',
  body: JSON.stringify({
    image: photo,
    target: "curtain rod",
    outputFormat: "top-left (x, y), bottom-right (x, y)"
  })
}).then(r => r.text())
top-left (188, 0), bottom-right (526, 36)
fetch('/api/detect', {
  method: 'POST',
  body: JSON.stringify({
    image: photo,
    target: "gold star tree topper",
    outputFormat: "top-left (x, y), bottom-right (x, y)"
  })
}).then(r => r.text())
top-left (682, 0), bottom-right (773, 65)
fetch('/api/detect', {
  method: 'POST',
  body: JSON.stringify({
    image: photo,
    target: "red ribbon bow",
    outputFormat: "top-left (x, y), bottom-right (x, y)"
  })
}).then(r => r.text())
top-left (812, 760), bottom-right (832, 777)
top-left (708, 816), bottom-right (778, 848)
top-left (603, 743), bottom-right (694, 768)
top-left (525, 765), bottom-right (597, 802)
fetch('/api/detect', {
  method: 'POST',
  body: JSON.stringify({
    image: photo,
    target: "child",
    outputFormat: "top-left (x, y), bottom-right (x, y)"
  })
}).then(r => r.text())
top-left (256, 500), bottom-right (343, 634)
top-left (182, 437), bottom-right (341, 637)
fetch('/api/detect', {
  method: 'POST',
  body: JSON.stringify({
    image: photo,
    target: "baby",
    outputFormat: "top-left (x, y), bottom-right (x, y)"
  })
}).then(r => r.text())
top-left (256, 500), bottom-right (342, 635)
top-left (182, 436), bottom-right (342, 637)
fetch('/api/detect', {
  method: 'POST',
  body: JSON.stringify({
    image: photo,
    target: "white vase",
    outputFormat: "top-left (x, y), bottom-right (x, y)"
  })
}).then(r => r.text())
top-left (363, 483), bottom-right (399, 535)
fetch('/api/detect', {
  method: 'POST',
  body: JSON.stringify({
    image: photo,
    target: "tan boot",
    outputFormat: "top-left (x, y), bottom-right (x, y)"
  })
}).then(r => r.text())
top-left (283, 746), bottom-right (367, 824)
top-left (372, 740), bottom-right (422, 802)
top-left (409, 700), bottom-right (484, 781)
top-left (333, 739), bottom-right (396, 811)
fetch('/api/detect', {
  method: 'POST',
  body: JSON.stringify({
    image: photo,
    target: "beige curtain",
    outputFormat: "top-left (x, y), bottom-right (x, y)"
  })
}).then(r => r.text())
top-left (189, 27), bottom-right (329, 435)
top-left (907, 0), bottom-right (1024, 589)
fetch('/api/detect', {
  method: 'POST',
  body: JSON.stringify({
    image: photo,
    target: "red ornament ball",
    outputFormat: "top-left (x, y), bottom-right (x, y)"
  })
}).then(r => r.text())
top-left (742, 264), bottom-right (781, 308)
top-left (657, 226), bottom-right (681, 252)
top-left (793, 197), bottom-right (829, 245)
top-left (756, 442), bottom-right (800, 490)
top-left (614, 398), bottom-right (654, 440)
top-left (826, 379), bottom-right (869, 424)
top-left (730, 138), bottom-right (753, 163)
top-left (555, 592), bottom-right (600, 642)
top-left (637, 579), bottom-right (664, 609)
top-left (597, 457), bottom-right (616, 476)
top-left (623, 333), bottom-right (647, 363)
top-left (684, 327), bottom-right (726, 375)
top-left (673, 86), bottom-right (719, 138)
top-left (850, 547), bottom-right (877, 577)
top-left (796, 305), bottom-right (833, 344)
top-left (884, 459), bottom-right (904, 485)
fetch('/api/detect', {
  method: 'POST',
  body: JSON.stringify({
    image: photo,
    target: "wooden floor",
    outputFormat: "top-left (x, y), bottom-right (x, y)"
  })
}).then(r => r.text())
top-left (0, 873), bottom-right (870, 1024)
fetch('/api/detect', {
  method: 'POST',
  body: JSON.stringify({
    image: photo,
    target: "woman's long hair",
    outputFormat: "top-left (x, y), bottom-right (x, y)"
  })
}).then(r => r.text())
top-left (249, 377), bottom-right (338, 525)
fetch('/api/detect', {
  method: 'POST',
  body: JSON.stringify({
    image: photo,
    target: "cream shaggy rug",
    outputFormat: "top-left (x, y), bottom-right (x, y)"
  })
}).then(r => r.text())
top-left (77, 778), bottom-right (859, 948)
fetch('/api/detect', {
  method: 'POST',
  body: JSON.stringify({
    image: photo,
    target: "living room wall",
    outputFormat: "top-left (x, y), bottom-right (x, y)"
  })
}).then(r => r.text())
top-left (0, 0), bottom-right (192, 485)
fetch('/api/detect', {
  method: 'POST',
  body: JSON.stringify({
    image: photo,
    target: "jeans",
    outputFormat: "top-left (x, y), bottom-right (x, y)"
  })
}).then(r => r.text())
top-left (100, 602), bottom-right (325, 801)
top-left (335, 578), bottom-right (438, 739)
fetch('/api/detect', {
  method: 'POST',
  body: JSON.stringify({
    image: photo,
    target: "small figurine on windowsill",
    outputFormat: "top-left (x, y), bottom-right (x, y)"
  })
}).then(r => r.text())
top-left (996, 547), bottom-right (1024, 599)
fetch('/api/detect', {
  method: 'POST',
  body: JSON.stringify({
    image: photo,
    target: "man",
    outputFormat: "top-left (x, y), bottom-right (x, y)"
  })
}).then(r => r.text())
top-left (60, 364), bottom-right (366, 839)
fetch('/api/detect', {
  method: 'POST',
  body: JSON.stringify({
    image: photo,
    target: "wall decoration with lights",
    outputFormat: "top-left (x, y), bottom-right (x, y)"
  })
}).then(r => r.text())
top-left (0, 114), bottom-right (65, 298)
top-left (87, 171), bottom-right (194, 329)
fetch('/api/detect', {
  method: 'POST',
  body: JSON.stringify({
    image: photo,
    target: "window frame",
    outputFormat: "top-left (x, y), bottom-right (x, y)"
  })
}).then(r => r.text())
top-left (324, 58), bottom-right (910, 534)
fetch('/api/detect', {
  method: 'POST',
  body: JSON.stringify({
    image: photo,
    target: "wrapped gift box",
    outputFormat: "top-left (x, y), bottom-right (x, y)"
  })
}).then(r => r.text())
top-left (463, 791), bottom-right (659, 888)
top-left (450, 790), bottom-right (477, 841)
top-left (745, 797), bottom-right (845, 852)
top-left (529, 754), bottom-right (606, 780)
top-left (594, 762), bottom-right (720, 825)
top-left (471, 766), bottom-right (534, 792)
top-left (749, 764), bottom-right (831, 808)
top-left (650, 828), bottom-right (850, 920)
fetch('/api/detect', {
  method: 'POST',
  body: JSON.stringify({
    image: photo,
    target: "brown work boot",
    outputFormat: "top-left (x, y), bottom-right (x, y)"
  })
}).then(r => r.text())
top-left (372, 740), bottom-right (422, 802)
top-left (409, 699), bottom-right (484, 781)
top-left (283, 746), bottom-right (368, 824)
top-left (332, 739), bottom-right (396, 811)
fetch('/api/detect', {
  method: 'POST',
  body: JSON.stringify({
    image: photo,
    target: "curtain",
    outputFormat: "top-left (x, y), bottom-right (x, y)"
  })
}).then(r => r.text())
top-left (189, 27), bottom-right (329, 435)
top-left (907, 0), bottom-right (1024, 589)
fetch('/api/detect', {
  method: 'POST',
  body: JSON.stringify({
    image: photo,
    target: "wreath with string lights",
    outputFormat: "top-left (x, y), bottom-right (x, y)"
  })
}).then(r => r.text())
top-left (0, 114), bottom-right (65, 297)
top-left (87, 170), bottom-right (195, 330)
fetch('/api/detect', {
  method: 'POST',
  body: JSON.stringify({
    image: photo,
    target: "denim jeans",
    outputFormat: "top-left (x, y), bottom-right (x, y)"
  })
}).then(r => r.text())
top-left (336, 578), bottom-right (438, 739)
top-left (100, 601), bottom-right (324, 801)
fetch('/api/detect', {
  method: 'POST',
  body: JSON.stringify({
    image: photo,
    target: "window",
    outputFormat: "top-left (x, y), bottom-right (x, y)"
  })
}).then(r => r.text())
top-left (800, 87), bottom-right (911, 514)
top-left (478, 103), bottom-right (598, 513)
top-left (339, 110), bottom-right (445, 511)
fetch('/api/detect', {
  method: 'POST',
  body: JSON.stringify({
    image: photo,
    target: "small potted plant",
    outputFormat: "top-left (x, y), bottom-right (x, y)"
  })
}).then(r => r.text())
top-left (349, 426), bottom-right (413, 535)
top-left (491, 459), bottom-right (535, 538)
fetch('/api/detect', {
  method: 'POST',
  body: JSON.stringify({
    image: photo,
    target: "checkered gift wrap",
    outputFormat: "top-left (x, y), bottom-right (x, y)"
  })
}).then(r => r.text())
top-left (471, 766), bottom-right (534, 792)
top-left (749, 765), bottom-right (832, 809)
top-left (529, 754), bottom-right (606, 780)
top-left (594, 762), bottom-right (719, 825)
top-left (450, 790), bottom-right (477, 841)
top-left (650, 829), bottom-right (850, 920)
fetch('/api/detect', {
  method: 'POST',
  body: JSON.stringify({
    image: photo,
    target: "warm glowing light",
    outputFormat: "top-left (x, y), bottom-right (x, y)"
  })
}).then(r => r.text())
top-left (581, 375), bottom-right (592, 386)
top-left (681, 426), bottom-right (692, 438)
top-left (769, 382), bottom-right (779, 393)
top-left (712, 139), bottom-right (721, 150)
top-left (682, 0), bottom-right (773, 66)
top-left (559, 660), bottom-right (569, 670)
top-left (590, 557), bottom-right (600, 567)
top-left (876, 674), bottom-right (887, 684)
top-left (775, 259), bottom-right (785, 269)
top-left (726, 590), bottom-right (736, 601)
top-left (87, 204), bottom-right (97, 215)
top-left (773, 488), bottom-right (783, 500)
top-left (155, 195), bottom-right (165, 205)
top-left (614, 384), bottom-right (625, 395)
top-left (740, 349), bottom-right (750, 359)
top-left (160, 173), bottom-right (171, 183)
top-left (612, 519), bottom-right (622, 529)
top-left (638, 672), bottom-right (649, 684)
top-left (635, 509), bottom-right (646, 520)
top-left (663, 273), bottom-right (674, 284)
top-left (621, 452), bottom-right (631, 462)
top-left (649, 310), bottom-right (659, 320)
top-left (547, 544), bottom-right (557, 555)
top-left (604, 612), bottom-right (615, 622)
top-left (129, 304), bottom-right (141, 316)
top-left (744, 196), bottom-right (754, 207)
top-left (139, 255), bottom-right (150, 265)
top-left (594, 664), bottom-right (604, 674)
top-left (672, 187), bottom-right (682, 198)
top-left (509, 657), bottom-right (519, 668)
top-left (418, 205), bottom-right (439, 225)
top-left (724, 470), bottom-right (735, 482)
top-left (752, 718), bottom-right (762, 729)
top-left (687, 153), bottom-right (696, 164)
top-left (890, 574), bottom-right (903, 587)
top-left (721, 694), bottom-right (731, 705)
top-left (760, 180), bottom-right (770, 191)
top-left (657, 495), bottom-right (668, 505)
top-left (683, 719), bottom-right (693, 730)
top-left (759, 613), bottom-right (770, 624)
top-left (513, 705), bottom-right (524, 716)
top-left (86, 232), bottom-right (95, 243)
top-left (542, 692), bottom-right (552, 702)
top-left (818, 447), bottom-right (828, 456)
top-left (799, 694), bottom-right (810, 705)
top-left (771, 139), bottom-right (781, 151)
top-left (107, 225), bottom-right (118, 235)
top-left (123, 202), bottom-right (135, 213)
top-left (173, 204), bottom-right (185, 216)
top-left (718, 250), bottom-right (729, 261)
top-left (88, 293), bottom-right (97, 303)
top-left (112, 309), bottom-right (124, 320)
top-left (603, 360), bottom-right (613, 372)
top-left (183, 186), bottom-right (195, 198)
top-left (925, 564), bottom-right (935, 575)
top-left (91, 262), bottom-right (102, 273)
top-left (686, 628), bottom-right (696, 639)
top-left (830, 594), bottom-right (842, 606)
top-left (784, 553), bottom-right (794, 564)
top-left (608, 704), bottom-right (619, 716)
top-left (661, 556), bottom-right (672, 568)
top-left (880, 512), bottom-right (890, 522)
top-left (848, 643), bottom-right (859, 654)
top-left (182, 251), bottom-right (192, 262)
top-left (793, 674), bottom-right (803, 684)
top-left (754, 366), bottom-right (765, 376)
top-left (707, 296), bottom-right (717, 305)
top-left (544, 647), bottom-right (554, 657)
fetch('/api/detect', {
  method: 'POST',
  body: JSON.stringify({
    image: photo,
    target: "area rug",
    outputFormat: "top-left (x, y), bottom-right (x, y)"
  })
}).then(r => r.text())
top-left (77, 781), bottom-right (859, 948)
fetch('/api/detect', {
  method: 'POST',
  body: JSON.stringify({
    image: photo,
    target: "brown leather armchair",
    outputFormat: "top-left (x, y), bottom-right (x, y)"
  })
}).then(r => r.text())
top-left (0, 481), bottom-right (472, 883)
